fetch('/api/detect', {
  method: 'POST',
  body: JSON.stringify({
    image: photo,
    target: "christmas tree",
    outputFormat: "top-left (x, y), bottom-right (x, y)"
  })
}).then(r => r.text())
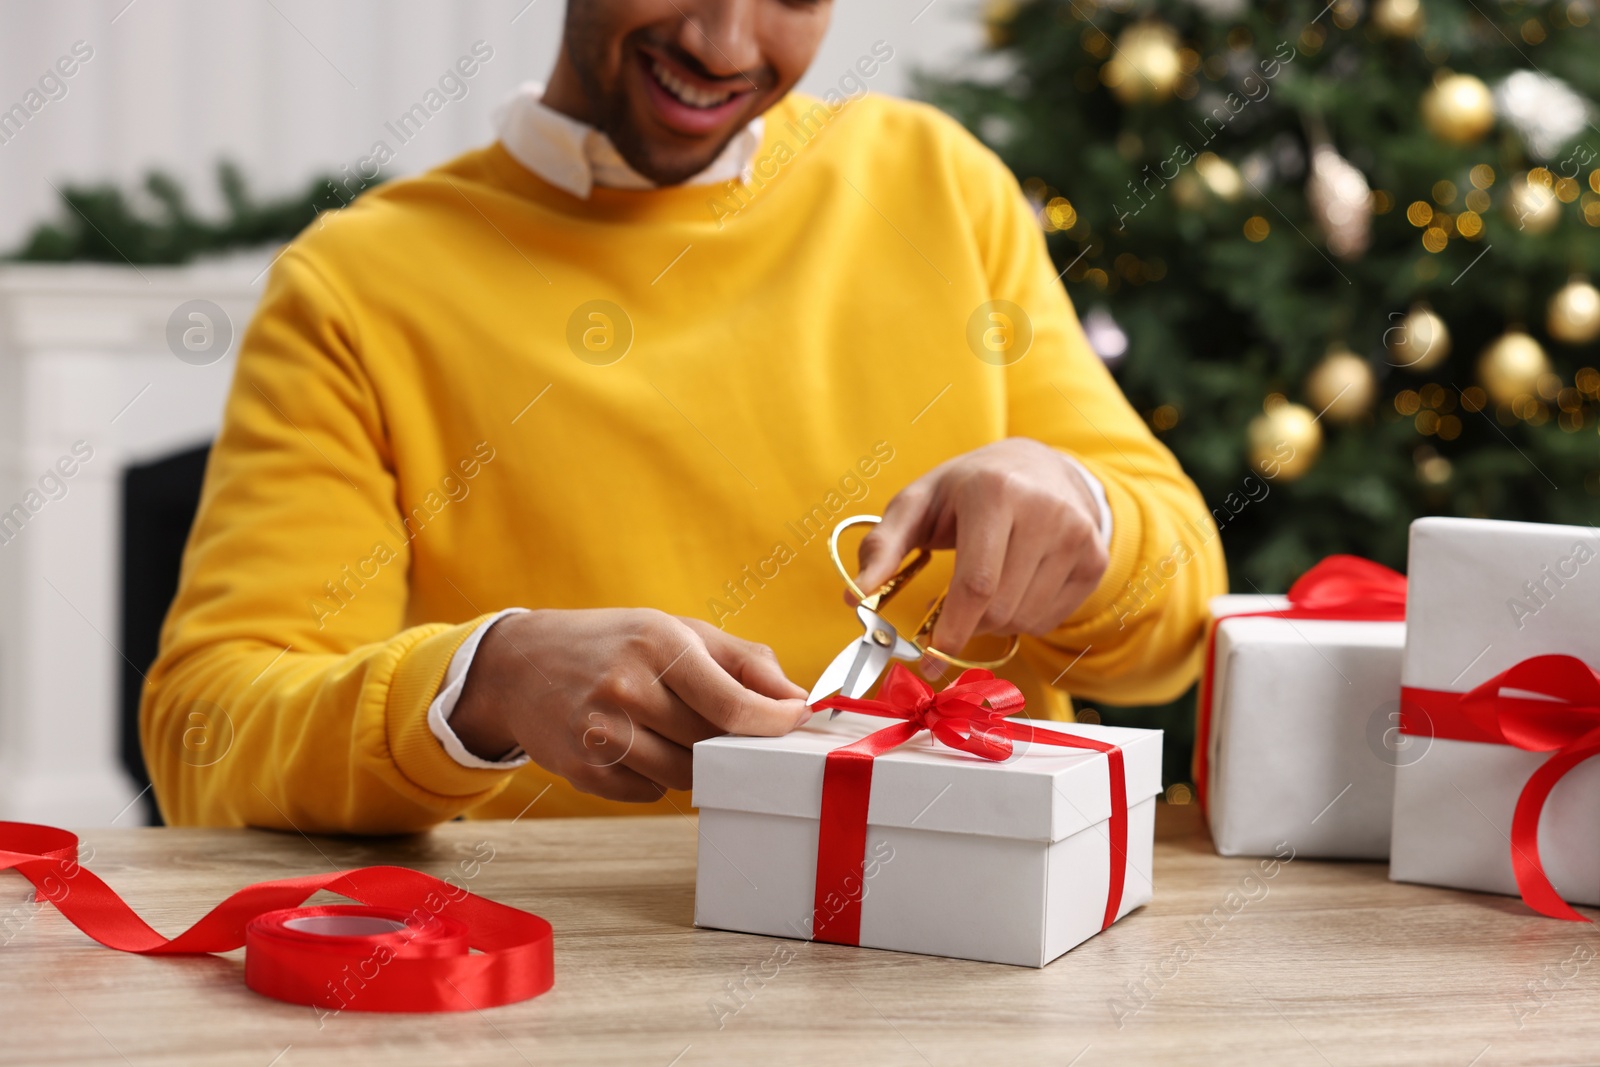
top-left (929, 0), bottom-right (1600, 786)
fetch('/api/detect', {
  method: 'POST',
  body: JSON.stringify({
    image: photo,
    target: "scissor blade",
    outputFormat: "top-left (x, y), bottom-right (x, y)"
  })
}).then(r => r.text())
top-left (808, 641), bottom-right (868, 707)
top-left (842, 641), bottom-right (892, 701)
top-left (891, 632), bottom-right (922, 662)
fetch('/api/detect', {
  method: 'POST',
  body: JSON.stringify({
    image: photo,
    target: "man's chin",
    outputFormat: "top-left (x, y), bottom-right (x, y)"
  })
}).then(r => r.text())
top-left (631, 150), bottom-right (733, 187)
top-left (609, 130), bottom-right (742, 188)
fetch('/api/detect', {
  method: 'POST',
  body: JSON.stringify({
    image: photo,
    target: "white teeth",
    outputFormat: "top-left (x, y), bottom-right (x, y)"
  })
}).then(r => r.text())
top-left (651, 59), bottom-right (734, 109)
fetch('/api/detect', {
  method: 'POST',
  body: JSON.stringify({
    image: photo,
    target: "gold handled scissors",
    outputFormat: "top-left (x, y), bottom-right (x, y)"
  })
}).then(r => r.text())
top-left (807, 514), bottom-right (1021, 712)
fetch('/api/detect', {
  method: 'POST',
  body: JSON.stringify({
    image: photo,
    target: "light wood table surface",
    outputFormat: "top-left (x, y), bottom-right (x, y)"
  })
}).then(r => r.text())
top-left (3, 804), bottom-right (1598, 1066)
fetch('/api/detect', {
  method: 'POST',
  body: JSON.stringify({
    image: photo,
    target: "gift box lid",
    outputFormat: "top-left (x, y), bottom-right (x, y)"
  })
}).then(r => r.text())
top-left (1209, 593), bottom-right (1406, 649)
top-left (1407, 516), bottom-right (1600, 691)
top-left (693, 712), bottom-right (1162, 844)
top-left (1212, 593), bottom-right (1290, 617)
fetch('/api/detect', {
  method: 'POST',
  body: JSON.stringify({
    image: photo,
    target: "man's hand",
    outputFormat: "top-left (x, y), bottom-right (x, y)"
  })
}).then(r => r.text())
top-left (855, 438), bottom-right (1109, 659)
top-left (450, 609), bottom-right (809, 801)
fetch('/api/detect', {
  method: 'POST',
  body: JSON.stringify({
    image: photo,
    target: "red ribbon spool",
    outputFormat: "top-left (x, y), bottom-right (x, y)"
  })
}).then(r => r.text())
top-left (0, 822), bottom-right (553, 1013)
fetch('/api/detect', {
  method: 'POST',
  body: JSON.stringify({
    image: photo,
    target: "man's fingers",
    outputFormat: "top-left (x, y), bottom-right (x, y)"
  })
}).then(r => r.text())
top-left (1013, 548), bottom-right (1077, 634)
top-left (931, 507), bottom-right (1013, 656)
top-left (568, 760), bottom-right (668, 803)
top-left (688, 620), bottom-right (806, 701)
top-left (607, 676), bottom-right (723, 749)
top-left (1053, 556), bottom-right (1107, 629)
top-left (617, 728), bottom-right (694, 793)
top-left (658, 636), bottom-right (808, 736)
top-left (980, 525), bottom-right (1052, 634)
top-left (1016, 519), bottom-right (1108, 633)
top-left (855, 483), bottom-right (934, 596)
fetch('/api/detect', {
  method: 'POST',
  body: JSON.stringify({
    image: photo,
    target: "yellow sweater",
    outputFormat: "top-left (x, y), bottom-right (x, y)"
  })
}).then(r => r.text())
top-left (142, 93), bottom-right (1226, 831)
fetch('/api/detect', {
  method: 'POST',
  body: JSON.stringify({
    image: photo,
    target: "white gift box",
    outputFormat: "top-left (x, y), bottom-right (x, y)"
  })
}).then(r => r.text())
top-left (1203, 594), bottom-right (1405, 859)
top-left (692, 711), bottom-right (1162, 967)
top-left (1391, 516), bottom-right (1600, 905)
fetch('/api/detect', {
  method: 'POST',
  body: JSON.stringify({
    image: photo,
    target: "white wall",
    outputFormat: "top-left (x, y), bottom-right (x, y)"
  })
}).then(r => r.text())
top-left (0, 0), bottom-right (987, 251)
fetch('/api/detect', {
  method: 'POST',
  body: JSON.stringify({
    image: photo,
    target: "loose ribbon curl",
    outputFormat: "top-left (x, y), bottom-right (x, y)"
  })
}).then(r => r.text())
top-left (0, 822), bottom-right (553, 1012)
top-left (1402, 655), bottom-right (1600, 922)
top-left (812, 665), bottom-right (1128, 945)
top-left (1194, 555), bottom-right (1408, 812)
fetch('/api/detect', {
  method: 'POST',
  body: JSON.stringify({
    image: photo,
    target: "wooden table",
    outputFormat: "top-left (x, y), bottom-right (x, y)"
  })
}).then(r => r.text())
top-left (3, 804), bottom-right (1597, 1066)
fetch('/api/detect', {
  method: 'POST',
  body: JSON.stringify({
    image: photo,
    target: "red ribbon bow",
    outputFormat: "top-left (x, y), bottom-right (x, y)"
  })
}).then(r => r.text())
top-left (835, 662), bottom-right (1026, 760)
top-left (811, 664), bottom-right (1129, 946)
top-left (0, 822), bottom-right (554, 1012)
top-left (1402, 654), bottom-right (1600, 922)
top-left (1195, 555), bottom-right (1408, 812)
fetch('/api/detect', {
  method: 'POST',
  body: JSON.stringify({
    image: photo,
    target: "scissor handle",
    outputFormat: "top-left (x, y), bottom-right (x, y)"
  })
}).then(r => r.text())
top-left (828, 515), bottom-right (900, 607)
top-left (911, 591), bottom-right (1022, 671)
top-left (829, 514), bottom-right (930, 610)
top-left (828, 515), bottom-right (1021, 672)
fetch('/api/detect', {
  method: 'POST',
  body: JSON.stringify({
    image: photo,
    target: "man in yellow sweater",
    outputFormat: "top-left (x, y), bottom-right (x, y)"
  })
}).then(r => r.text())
top-left (142, 0), bottom-right (1226, 831)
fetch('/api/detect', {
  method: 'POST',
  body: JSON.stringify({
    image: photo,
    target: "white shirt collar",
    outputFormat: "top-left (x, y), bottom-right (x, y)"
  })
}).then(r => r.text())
top-left (493, 81), bottom-right (763, 199)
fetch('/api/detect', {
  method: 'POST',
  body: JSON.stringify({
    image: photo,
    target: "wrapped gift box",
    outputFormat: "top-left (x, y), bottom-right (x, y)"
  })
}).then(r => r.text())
top-left (1203, 593), bottom-right (1405, 859)
top-left (693, 710), bottom-right (1161, 967)
top-left (1391, 516), bottom-right (1600, 906)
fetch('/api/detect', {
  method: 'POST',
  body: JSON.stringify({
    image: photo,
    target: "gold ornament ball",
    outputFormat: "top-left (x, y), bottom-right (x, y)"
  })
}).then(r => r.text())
top-left (1547, 279), bottom-right (1600, 345)
top-left (1195, 152), bottom-right (1244, 201)
top-left (1103, 22), bottom-right (1182, 105)
top-left (1248, 402), bottom-right (1323, 481)
top-left (1478, 331), bottom-right (1552, 406)
top-left (1171, 172), bottom-right (1206, 209)
top-left (1506, 178), bottom-right (1561, 235)
top-left (982, 0), bottom-right (1019, 48)
top-left (1388, 305), bottom-right (1451, 373)
top-left (1417, 452), bottom-right (1453, 487)
top-left (1306, 349), bottom-right (1377, 423)
top-left (1421, 74), bottom-right (1496, 144)
top-left (1373, 0), bottom-right (1425, 37)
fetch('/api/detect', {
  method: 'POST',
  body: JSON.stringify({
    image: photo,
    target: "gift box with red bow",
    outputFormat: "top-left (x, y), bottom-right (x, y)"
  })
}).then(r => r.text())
top-left (692, 665), bottom-right (1162, 967)
top-left (1392, 517), bottom-right (1600, 919)
top-left (1196, 556), bottom-right (1408, 860)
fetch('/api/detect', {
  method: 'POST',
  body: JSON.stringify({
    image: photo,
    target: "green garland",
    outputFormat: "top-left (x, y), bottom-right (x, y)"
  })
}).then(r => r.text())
top-left (5, 162), bottom-right (377, 265)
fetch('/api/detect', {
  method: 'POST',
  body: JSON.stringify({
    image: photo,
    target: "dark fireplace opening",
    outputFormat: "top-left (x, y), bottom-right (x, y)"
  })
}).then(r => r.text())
top-left (119, 443), bottom-right (211, 826)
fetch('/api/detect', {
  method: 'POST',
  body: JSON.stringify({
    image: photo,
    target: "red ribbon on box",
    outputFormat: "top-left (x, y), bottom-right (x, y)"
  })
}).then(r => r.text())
top-left (0, 821), bottom-right (553, 1012)
top-left (810, 664), bottom-right (1129, 946)
top-left (1402, 655), bottom-right (1600, 923)
top-left (1194, 555), bottom-right (1408, 813)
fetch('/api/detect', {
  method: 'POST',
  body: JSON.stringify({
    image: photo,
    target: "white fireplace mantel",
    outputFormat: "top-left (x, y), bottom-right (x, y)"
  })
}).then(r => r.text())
top-left (0, 255), bottom-right (268, 826)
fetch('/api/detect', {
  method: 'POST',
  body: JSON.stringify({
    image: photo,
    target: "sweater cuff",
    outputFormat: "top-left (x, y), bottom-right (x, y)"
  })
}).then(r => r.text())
top-left (387, 616), bottom-right (522, 799)
top-left (430, 608), bottom-right (533, 768)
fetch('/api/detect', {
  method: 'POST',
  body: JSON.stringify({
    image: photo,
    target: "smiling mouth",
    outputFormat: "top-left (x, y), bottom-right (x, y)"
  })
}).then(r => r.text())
top-left (648, 56), bottom-right (741, 110)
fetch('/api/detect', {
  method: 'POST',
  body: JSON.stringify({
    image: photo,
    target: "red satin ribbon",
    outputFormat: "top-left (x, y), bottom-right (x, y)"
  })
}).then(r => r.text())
top-left (0, 822), bottom-right (553, 1012)
top-left (1401, 655), bottom-right (1600, 922)
top-left (811, 664), bottom-right (1129, 946)
top-left (1194, 555), bottom-right (1408, 813)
